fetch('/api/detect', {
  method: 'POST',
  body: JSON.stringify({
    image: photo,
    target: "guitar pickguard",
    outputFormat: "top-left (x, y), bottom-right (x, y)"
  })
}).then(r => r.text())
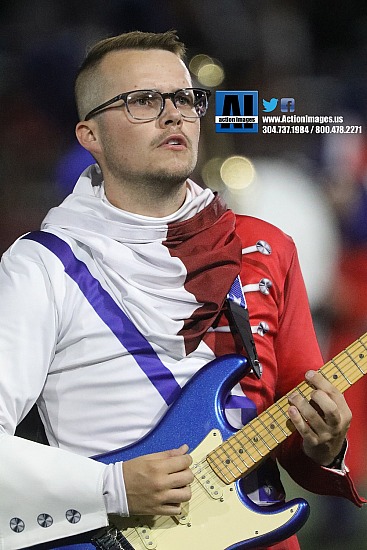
top-left (109, 430), bottom-right (306, 550)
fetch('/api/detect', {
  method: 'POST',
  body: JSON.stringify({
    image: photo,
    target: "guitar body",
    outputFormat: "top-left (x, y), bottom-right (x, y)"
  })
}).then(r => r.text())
top-left (43, 355), bottom-right (309, 550)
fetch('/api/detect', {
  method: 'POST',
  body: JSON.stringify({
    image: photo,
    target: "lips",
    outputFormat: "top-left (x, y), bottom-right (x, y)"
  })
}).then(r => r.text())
top-left (158, 134), bottom-right (188, 148)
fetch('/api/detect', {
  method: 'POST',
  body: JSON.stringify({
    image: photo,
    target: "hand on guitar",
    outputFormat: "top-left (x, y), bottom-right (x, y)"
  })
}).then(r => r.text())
top-left (122, 443), bottom-right (194, 516)
top-left (288, 370), bottom-right (352, 467)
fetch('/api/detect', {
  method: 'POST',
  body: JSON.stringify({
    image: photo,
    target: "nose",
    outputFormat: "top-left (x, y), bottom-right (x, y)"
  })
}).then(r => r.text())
top-left (158, 96), bottom-right (182, 127)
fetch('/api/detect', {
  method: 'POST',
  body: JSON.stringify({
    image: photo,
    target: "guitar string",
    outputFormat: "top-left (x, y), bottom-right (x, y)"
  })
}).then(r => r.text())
top-left (119, 334), bottom-right (367, 544)
top-left (330, 359), bottom-right (352, 385)
top-left (216, 338), bottom-right (367, 470)
top-left (345, 349), bottom-right (366, 375)
top-left (256, 415), bottom-right (280, 444)
top-left (224, 434), bottom-right (249, 472)
top-left (207, 338), bottom-right (367, 481)
top-left (209, 380), bottom-right (315, 479)
top-left (122, 460), bottom-right (229, 545)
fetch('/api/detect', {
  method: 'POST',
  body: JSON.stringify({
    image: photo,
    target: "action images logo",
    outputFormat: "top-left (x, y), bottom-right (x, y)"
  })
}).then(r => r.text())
top-left (215, 91), bottom-right (259, 133)
top-left (215, 91), bottom-right (296, 133)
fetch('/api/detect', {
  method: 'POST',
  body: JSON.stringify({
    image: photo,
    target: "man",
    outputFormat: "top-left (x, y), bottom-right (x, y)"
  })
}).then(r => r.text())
top-left (0, 30), bottom-right (363, 550)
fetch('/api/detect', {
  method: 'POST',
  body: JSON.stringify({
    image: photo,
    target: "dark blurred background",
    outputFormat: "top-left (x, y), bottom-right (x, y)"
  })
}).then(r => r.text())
top-left (1, 1), bottom-right (367, 548)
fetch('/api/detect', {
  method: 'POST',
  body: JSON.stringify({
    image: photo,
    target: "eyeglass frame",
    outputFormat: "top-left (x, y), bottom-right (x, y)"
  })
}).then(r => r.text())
top-left (84, 88), bottom-right (211, 121)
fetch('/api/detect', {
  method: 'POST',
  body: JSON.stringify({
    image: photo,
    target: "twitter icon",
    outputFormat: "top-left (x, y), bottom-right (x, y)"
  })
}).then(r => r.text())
top-left (262, 98), bottom-right (278, 112)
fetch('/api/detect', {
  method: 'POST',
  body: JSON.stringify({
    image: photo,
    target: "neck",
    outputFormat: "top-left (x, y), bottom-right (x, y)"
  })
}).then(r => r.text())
top-left (104, 178), bottom-right (189, 217)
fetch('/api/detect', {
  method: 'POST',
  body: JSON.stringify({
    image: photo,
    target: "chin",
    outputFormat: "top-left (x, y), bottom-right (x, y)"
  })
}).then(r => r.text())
top-left (164, 158), bottom-right (196, 179)
top-left (152, 171), bottom-right (192, 187)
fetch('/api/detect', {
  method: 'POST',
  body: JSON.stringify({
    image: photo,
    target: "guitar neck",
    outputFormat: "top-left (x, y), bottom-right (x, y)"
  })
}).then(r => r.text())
top-left (207, 333), bottom-right (367, 484)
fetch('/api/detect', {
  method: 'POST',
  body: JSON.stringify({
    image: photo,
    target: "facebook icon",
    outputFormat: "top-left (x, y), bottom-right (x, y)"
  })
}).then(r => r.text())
top-left (215, 91), bottom-right (259, 133)
top-left (280, 98), bottom-right (295, 113)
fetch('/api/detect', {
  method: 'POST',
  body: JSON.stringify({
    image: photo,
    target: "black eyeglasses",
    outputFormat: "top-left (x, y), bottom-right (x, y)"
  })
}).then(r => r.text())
top-left (84, 88), bottom-right (211, 121)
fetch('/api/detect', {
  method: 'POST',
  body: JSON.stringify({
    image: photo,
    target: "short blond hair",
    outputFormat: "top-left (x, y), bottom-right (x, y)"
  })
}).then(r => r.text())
top-left (75, 30), bottom-right (186, 120)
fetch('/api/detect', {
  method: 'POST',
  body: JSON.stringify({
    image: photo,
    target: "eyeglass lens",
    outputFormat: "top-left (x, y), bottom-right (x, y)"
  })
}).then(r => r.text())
top-left (126, 89), bottom-right (207, 120)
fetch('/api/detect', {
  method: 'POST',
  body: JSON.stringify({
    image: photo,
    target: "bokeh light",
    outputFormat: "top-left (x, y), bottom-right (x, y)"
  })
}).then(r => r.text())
top-left (220, 155), bottom-right (255, 190)
top-left (189, 54), bottom-right (225, 87)
top-left (201, 157), bottom-right (225, 192)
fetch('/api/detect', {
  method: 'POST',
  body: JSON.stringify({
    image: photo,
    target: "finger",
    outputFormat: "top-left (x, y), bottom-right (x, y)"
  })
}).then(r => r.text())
top-left (167, 469), bottom-right (195, 489)
top-left (308, 390), bottom-right (341, 428)
top-left (288, 389), bottom-right (329, 436)
top-left (166, 445), bottom-right (193, 472)
top-left (166, 485), bottom-right (192, 504)
top-left (306, 371), bottom-right (348, 408)
top-left (288, 404), bottom-right (323, 452)
top-left (306, 371), bottom-right (352, 427)
top-left (145, 444), bottom-right (189, 462)
top-left (154, 486), bottom-right (193, 517)
top-left (288, 391), bottom-right (331, 436)
top-left (158, 503), bottom-right (184, 516)
top-left (288, 403), bottom-right (314, 435)
top-left (144, 445), bottom-right (192, 473)
top-left (164, 444), bottom-right (190, 458)
top-left (155, 445), bottom-right (192, 468)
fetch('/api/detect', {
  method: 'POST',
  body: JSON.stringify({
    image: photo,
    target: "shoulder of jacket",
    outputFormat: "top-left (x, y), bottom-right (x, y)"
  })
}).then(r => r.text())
top-left (4, 231), bottom-right (74, 267)
top-left (234, 214), bottom-right (296, 250)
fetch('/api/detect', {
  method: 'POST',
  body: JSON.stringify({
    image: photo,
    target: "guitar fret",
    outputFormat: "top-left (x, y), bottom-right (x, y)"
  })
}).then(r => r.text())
top-left (358, 337), bottom-right (367, 352)
top-left (323, 338), bottom-right (367, 391)
top-left (249, 424), bottom-right (272, 457)
top-left (222, 423), bottom-right (273, 474)
top-left (219, 446), bottom-right (242, 477)
top-left (224, 438), bottom-right (249, 475)
top-left (208, 448), bottom-right (237, 483)
top-left (345, 350), bottom-right (365, 376)
top-left (234, 436), bottom-right (257, 467)
top-left (331, 359), bottom-right (352, 385)
top-left (257, 415), bottom-right (280, 444)
top-left (232, 433), bottom-right (257, 464)
top-left (227, 430), bottom-right (257, 470)
top-left (339, 348), bottom-right (361, 380)
top-left (319, 370), bottom-right (330, 382)
top-left (296, 386), bottom-right (308, 399)
top-left (238, 429), bottom-right (265, 458)
top-left (225, 437), bottom-right (248, 473)
top-left (206, 332), bottom-right (367, 485)
top-left (251, 420), bottom-right (272, 451)
top-left (273, 399), bottom-right (292, 428)
top-left (266, 409), bottom-right (288, 438)
top-left (355, 340), bottom-right (367, 373)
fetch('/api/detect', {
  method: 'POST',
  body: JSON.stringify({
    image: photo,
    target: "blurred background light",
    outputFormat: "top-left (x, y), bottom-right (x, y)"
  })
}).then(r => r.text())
top-left (220, 155), bottom-right (255, 190)
top-left (189, 54), bottom-right (225, 87)
top-left (201, 157), bottom-right (225, 192)
top-left (189, 54), bottom-right (213, 75)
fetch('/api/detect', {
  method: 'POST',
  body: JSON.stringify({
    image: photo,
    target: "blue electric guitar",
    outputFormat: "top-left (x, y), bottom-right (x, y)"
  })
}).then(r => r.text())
top-left (43, 335), bottom-right (367, 550)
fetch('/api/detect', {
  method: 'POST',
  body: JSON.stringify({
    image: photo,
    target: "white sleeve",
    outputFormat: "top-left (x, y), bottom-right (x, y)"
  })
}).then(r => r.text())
top-left (0, 244), bottom-right (109, 548)
top-left (0, 431), bottom-right (108, 550)
top-left (103, 462), bottom-right (129, 516)
top-left (0, 244), bottom-right (58, 432)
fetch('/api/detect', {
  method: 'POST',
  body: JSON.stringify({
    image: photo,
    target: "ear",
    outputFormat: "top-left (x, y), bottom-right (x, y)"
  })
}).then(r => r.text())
top-left (75, 121), bottom-right (102, 156)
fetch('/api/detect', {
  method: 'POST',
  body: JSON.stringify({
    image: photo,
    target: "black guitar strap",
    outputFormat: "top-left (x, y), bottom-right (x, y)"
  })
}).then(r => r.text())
top-left (226, 276), bottom-right (262, 379)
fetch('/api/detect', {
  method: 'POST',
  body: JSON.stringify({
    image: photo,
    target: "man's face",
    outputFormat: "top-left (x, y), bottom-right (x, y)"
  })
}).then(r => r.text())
top-left (91, 49), bottom-right (201, 191)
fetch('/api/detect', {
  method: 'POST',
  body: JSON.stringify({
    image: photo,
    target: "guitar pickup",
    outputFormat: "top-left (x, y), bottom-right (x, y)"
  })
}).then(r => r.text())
top-left (135, 524), bottom-right (157, 548)
top-left (192, 462), bottom-right (223, 500)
